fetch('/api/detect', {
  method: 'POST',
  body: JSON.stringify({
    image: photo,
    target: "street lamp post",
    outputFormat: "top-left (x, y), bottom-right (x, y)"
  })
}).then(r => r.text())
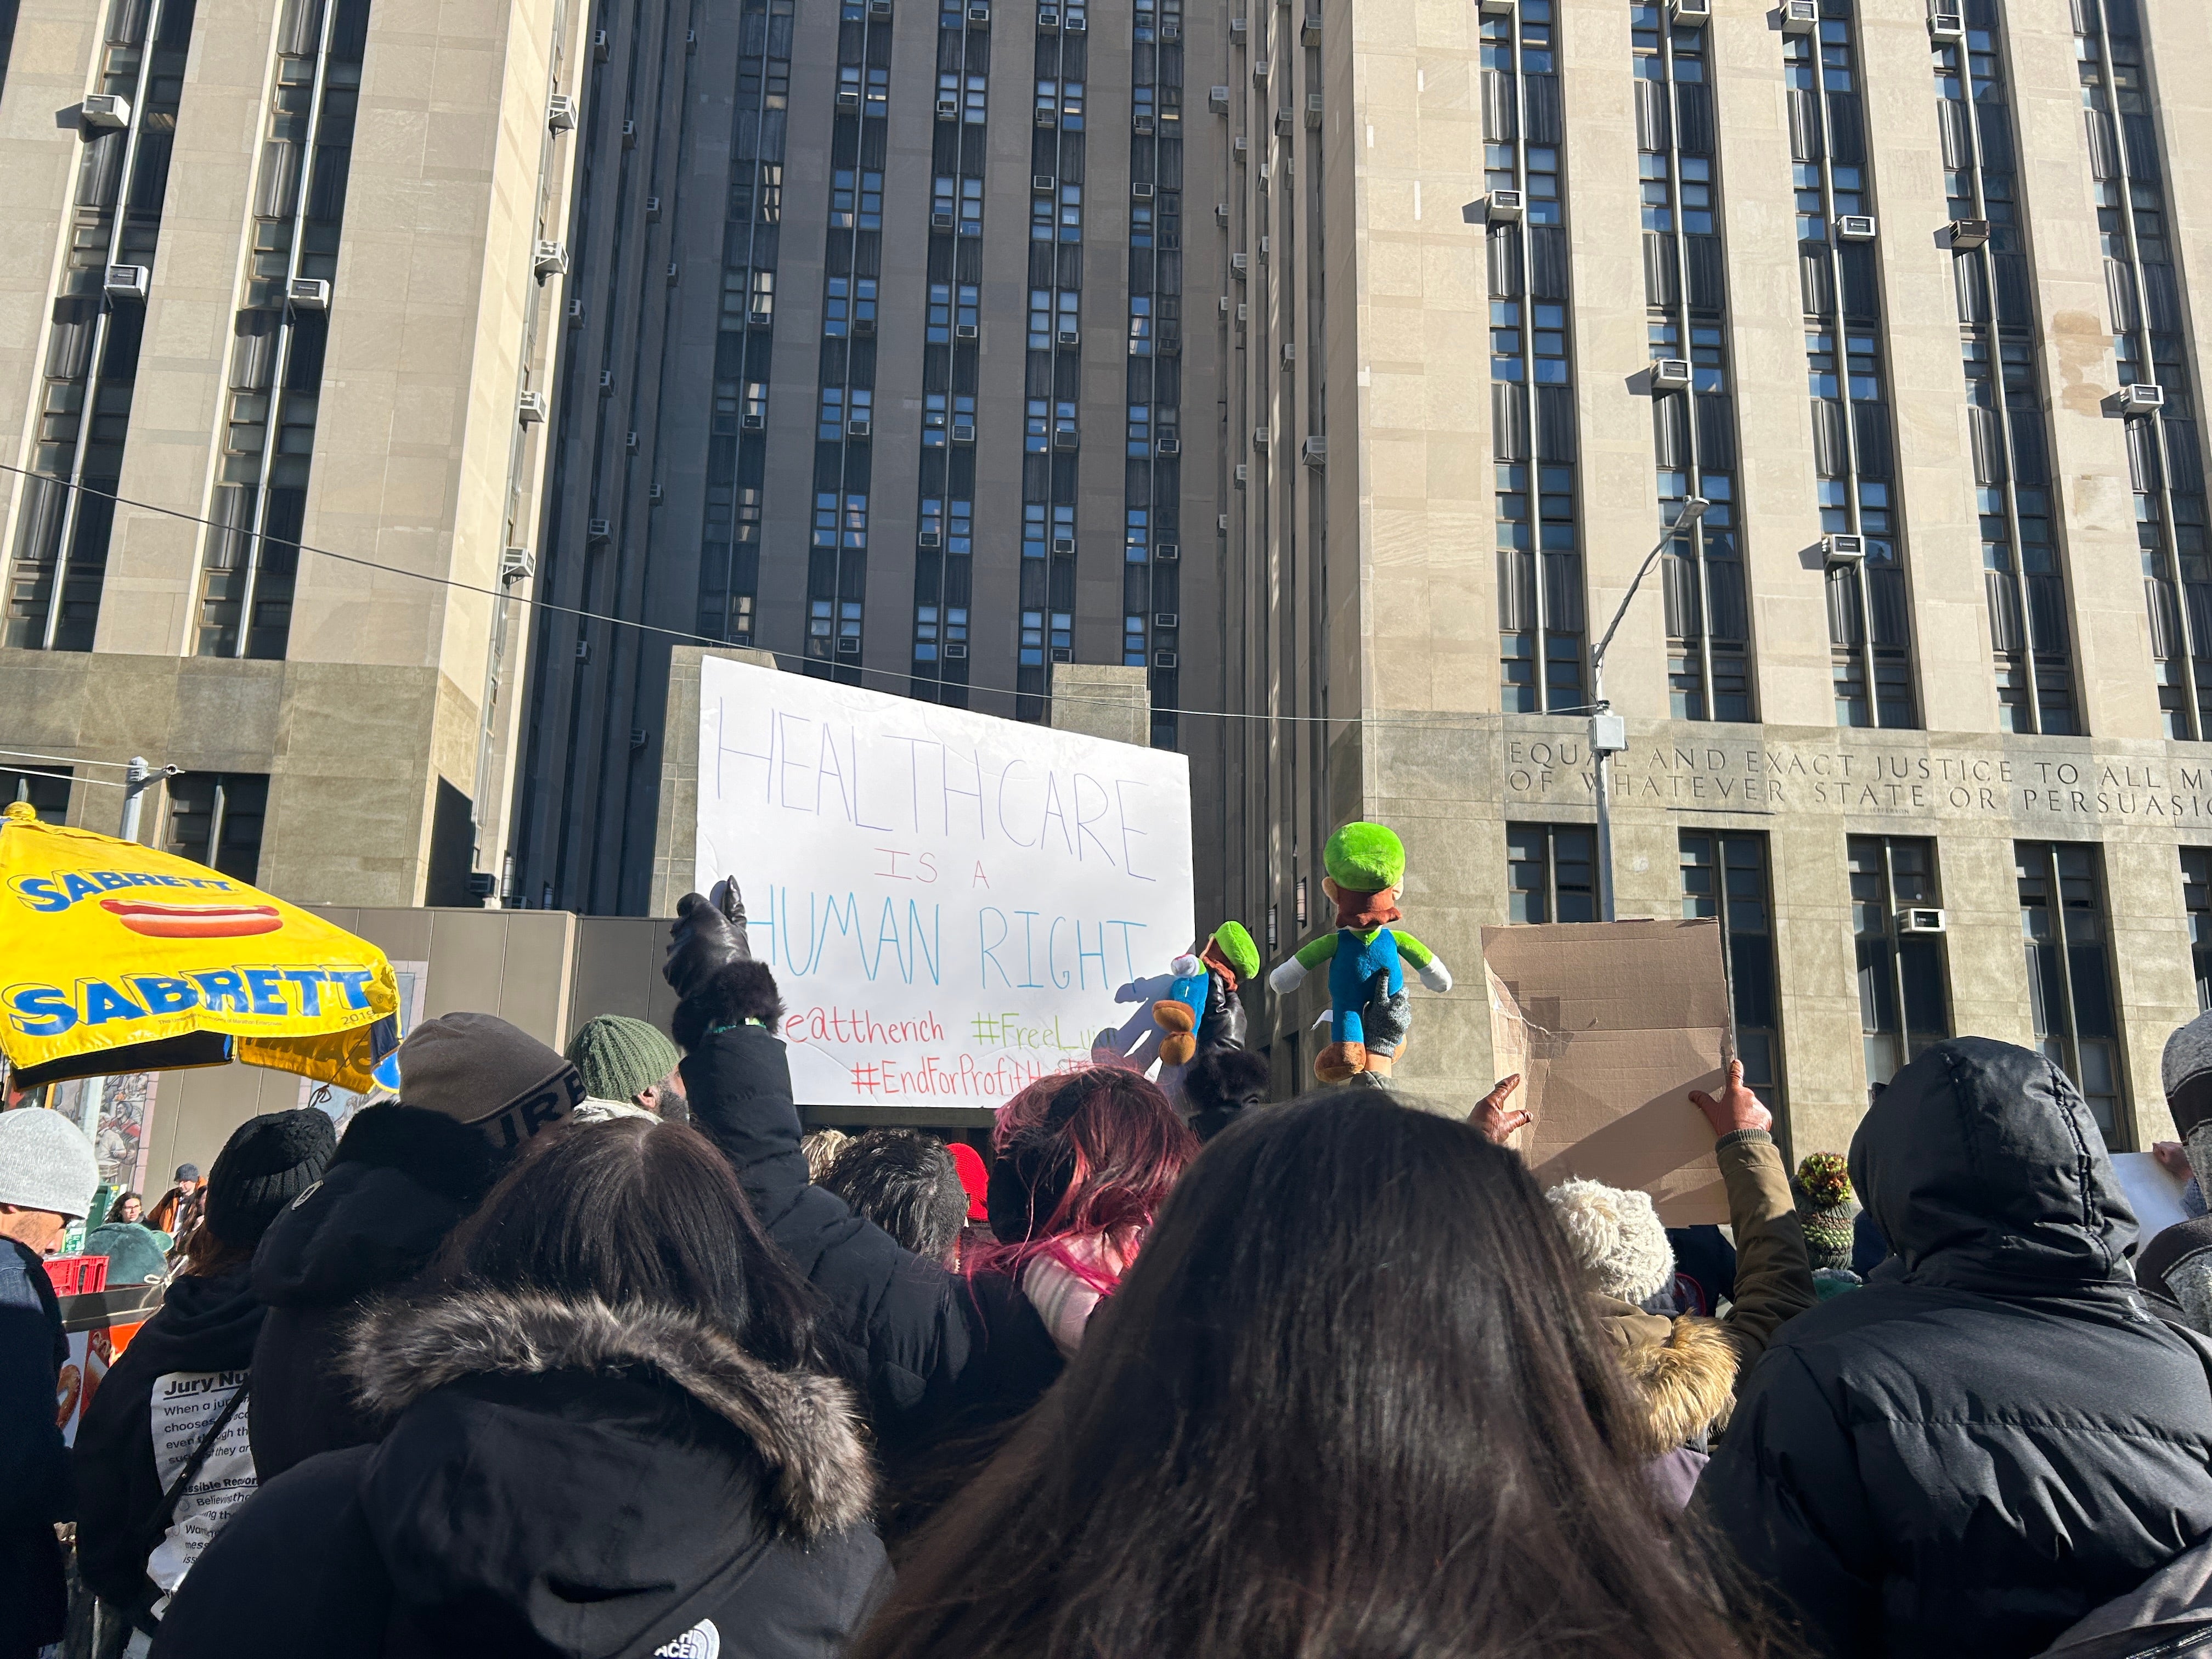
top-left (1587, 498), bottom-right (1709, 921)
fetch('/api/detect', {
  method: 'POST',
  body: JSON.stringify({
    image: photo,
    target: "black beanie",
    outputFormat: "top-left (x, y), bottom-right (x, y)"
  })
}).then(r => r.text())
top-left (204, 1108), bottom-right (338, 1250)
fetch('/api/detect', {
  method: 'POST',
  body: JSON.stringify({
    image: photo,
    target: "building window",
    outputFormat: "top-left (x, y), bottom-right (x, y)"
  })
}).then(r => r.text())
top-left (1848, 836), bottom-right (1951, 1098)
top-left (1506, 822), bottom-right (1596, 924)
top-left (165, 772), bottom-right (269, 884)
top-left (2016, 841), bottom-right (2125, 1139)
top-left (2187, 849), bottom-right (2212, 1013)
top-left (2, 766), bottom-right (71, 821)
top-left (1680, 830), bottom-right (1783, 1107)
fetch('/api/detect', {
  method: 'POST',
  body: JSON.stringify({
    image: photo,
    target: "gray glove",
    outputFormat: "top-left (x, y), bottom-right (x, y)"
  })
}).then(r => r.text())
top-left (663, 877), bottom-right (751, 999)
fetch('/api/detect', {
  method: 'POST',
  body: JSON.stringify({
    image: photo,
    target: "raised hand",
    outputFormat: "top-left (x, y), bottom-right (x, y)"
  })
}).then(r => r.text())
top-left (1476, 1073), bottom-right (1530, 1145)
top-left (1689, 1058), bottom-right (1772, 1138)
top-left (663, 876), bottom-right (753, 998)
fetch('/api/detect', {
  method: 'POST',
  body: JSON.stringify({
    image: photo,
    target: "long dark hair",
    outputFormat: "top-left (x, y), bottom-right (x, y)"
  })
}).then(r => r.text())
top-left (439, 1118), bottom-right (820, 1373)
top-left (855, 1090), bottom-right (1777, 1659)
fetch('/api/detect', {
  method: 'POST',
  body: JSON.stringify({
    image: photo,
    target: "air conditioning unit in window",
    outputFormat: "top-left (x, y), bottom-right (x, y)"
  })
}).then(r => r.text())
top-left (547, 94), bottom-right (577, 131)
top-left (1480, 0), bottom-right (1514, 12)
top-left (1215, 201), bottom-right (1230, 225)
top-left (1305, 92), bottom-right (1324, 128)
top-left (1132, 180), bottom-right (1154, 199)
top-left (1218, 296), bottom-right (1232, 315)
top-left (500, 547), bottom-right (535, 584)
top-left (967, 3), bottom-right (990, 21)
top-left (741, 413), bottom-right (765, 430)
top-left (1157, 541), bottom-right (1180, 560)
top-left (646, 195), bottom-right (662, 220)
top-left (1133, 112), bottom-right (1155, 133)
top-left (629, 727), bottom-right (651, 749)
top-left (2118, 382), bottom-right (2167, 415)
top-left (1035, 106), bottom-right (1057, 126)
top-left (621, 119), bottom-right (638, 145)
top-left (837, 637), bottom-right (861, 654)
top-left (945, 642), bottom-right (969, 659)
top-left (686, 29), bottom-right (697, 50)
top-left (592, 27), bottom-right (610, 59)
top-left (1052, 536), bottom-right (1076, 554)
top-left (870, 0), bottom-right (892, 13)
top-left (625, 430), bottom-right (640, 450)
top-left (931, 211), bottom-right (954, 229)
top-left (918, 531), bottom-right (941, 548)
top-left (952, 420), bottom-right (976, 442)
top-left (1064, 11), bottom-right (1084, 29)
top-left (518, 391), bottom-right (549, 424)
top-left (1154, 611), bottom-right (1180, 628)
top-left (1648, 358), bottom-right (1694, 391)
top-left (81, 93), bottom-right (131, 128)
top-left (1272, 108), bottom-right (1292, 137)
top-left (599, 370), bottom-right (614, 392)
top-left (1483, 189), bottom-right (1525, 223)
top-left (1039, 5), bottom-right (1060, 27)
top-left (1157, 436), bottom-right (1181, 455)
top-left (955, 321), bottom-right (979, 338)
top-left (1259, 236), bottom-right (1271, 260)
top-left (1821, 533), bottom-right (1867, 563)
top-left (648, 483), bottom-right (665, 502)
top-left (1301, 437), bottom-right (1326, 467)
top-left (1234, 464), bottom-right (1249, 486)
top-left (1056, 328), bottom-right (1080, 345)
top-left (1836, 213), bottom-right (1878, 240)
top-left (1053, 430), bottom-right (1080, 450)
top-left (1032, 173), bottom-right (1056, 193)
top-left (1229, 15), bottom-right (1248, 37)
top-left (847, 417), bottom-right (872, 436)
top-left (104, 263), bottom-right (149, 301)
top-left (1252, 426), bottom-right (1270, 448)
top-left (1154, 649), bottom-right (1178, 668)
top-left (1234, 302), bottom-right (1248, 326)
top-left (1251, 57), bottom-right (1270, 84)
top-left (1256, 162), bottom-right (1271, 191)
top-left (1948, 218), bottom-right (1990, 249)
top-left (1896, 907), bottom-right (1949, 935)
top-left (286, 276), bottom-right (330, 309)
top-left (1928, 11), bottom-right (1965, 42)
top-left (1231, 252), bottom-right (1249, 277)
top-left (748, 308), bottom-right (771, 325)
top-left (1210, 85), bottom-right (1231, 113)
top-left (534, 240), bottom-right (569, 276)
top-left (576, 639), bottom-right (592, 661)
top-left (567, 298), bottom-right (584, 323)
top-left (936, 96), bottom-right (959, 118)
top-left (1163, 18), bottom-right (1180, 38)
top-left (1781, 0), bottom-right (1818, 33)
top-left (1669, 0), bottom-right (1709, 18)
top-left (853, 314), bottom-right (874, 335)
top-left (839, 88), bottom-right (862, 108)
top-left (588, 518), bottom-right (613, 541)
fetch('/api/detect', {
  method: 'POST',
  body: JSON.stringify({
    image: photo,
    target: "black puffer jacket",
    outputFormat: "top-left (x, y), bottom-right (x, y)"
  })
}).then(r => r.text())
top-left (153, 1285), bottom-right (889, 1659)
top-left (1696, 1038), bottom-right (2212, 1659)
top-left (74, 1267), bottom-right (265, 1611)
top-left (674, 968), bottom-right (1064, 1457)
top-left (248, 1107), bottom-right (498, 1480)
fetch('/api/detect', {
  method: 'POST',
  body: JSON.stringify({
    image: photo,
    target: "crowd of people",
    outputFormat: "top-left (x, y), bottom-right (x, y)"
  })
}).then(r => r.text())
top-left (7, 878), bottom-right (2212, 1657)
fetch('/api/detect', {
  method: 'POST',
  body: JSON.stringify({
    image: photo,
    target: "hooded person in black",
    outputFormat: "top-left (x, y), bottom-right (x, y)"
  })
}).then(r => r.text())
top-left (75, 1108), bottom-right (336, 1641)
top-left (154, 1115), bottom-right (886, 1659)
top-left (247, 1013), bottom-right (583, 1480)
top-left (1696, 1036), bottom-right (2212, 1659)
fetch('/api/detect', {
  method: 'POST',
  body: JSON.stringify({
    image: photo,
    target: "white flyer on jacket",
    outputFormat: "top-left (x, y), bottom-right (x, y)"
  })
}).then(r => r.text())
top-left (693, 657), bottom-right (1195, 1105)
top-left (146, 1368), bottom-right (256, 1598)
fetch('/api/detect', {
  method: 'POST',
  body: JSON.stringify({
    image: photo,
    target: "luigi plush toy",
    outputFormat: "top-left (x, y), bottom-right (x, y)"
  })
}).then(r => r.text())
top-left (1151, 921), bottom-right (1260, 1066)
top-left (1267, 822), bottom-right (1451, 1084)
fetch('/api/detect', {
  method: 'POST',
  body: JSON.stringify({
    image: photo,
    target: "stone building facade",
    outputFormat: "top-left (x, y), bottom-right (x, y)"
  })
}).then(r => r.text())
top-left (1207, 0), bottom-right (2212, 1152)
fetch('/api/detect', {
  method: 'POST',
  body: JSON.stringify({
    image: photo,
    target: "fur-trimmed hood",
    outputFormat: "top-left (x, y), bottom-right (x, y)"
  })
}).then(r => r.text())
top-left (348, 1285), bottom-right (874, 1540)
top-left (1590, 1296), bottom-right (1740, 1458)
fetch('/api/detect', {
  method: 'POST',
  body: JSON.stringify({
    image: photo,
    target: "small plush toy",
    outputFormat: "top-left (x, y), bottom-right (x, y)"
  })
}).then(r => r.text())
top-left (1267, 822), bottom-right (1451, 1084)
top-left (1152, 921), bottom-right (1260, 1066)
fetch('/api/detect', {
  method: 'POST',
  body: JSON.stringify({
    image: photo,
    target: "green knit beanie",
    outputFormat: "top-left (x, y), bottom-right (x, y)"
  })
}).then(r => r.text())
top-left (1322, 822), bottom-right (1406, 893)
top-left (1792, 1152), bottom-right (1860, 1272)
top-left (566, 1015), bottom-right (682, 1103)
top-left (1210, 921), bottom-right (1260, 981)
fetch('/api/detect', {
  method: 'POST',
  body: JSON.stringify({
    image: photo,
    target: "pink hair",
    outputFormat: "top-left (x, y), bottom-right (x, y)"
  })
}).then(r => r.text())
top-left (967, 1064), bottom-right (1198, 1293)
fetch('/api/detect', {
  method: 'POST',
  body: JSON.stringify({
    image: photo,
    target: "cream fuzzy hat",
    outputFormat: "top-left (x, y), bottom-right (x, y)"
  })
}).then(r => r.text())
top-left (1545, 1176), bottom-right (1675, 1304)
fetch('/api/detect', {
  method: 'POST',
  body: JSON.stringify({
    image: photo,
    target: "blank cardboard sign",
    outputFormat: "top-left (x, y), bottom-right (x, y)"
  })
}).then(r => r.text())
top-left (1482, 918), bottom-right (1732, 1225)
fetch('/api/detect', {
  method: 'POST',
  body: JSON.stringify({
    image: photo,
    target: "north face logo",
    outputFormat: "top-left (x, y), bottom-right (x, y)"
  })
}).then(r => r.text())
top-left (653, 1619), bottom-right (719, 1658)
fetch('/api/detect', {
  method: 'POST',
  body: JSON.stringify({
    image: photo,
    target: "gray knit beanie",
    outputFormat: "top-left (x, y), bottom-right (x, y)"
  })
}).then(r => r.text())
top-left (0, 1107), bottom-right (100, 1220)
top-left (397, 1012), bottom-right (583, 1153)
top-left (566, 1016), bottom-right (681, 1104)
top-left (1545, 1176), bottom-right (1675, 1304)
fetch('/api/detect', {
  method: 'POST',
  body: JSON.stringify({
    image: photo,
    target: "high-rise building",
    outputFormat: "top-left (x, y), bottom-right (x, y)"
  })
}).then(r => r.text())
top-left (507, 0), bottom-right (1228, 914)
top-left (1219, 0), bottom-right (2212, 1153)
top-left (0, 0), bottom-right (584, 904)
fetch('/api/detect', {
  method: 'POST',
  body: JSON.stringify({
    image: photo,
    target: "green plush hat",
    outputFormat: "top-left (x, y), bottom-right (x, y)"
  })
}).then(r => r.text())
top-left (1322, 822), bottom-right (1406, 894)
top-left (1209, 921), bottom-right (1260, 981)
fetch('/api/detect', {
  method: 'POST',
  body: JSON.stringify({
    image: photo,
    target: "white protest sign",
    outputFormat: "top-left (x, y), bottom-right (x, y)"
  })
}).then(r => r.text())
top-left (695, 657), bottom-right (1195, 1105)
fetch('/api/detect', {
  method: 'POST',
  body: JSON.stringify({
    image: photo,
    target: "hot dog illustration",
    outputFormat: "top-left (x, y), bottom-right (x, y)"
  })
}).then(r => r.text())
top-left (100, 896), bottom-right (283, 938)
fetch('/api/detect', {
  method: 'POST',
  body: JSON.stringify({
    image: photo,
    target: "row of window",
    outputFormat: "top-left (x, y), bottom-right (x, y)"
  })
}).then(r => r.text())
top-left (1507, 820), bottom-right (2200, 1142)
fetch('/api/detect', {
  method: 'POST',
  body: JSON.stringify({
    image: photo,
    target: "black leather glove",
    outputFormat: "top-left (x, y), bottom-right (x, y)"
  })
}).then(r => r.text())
top-left (663, 877), bottom-right (752, 999)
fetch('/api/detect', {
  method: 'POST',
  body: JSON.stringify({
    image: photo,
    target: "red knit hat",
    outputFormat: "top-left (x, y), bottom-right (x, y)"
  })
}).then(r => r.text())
top-left (949, 1141), bottom-right (990, 1221)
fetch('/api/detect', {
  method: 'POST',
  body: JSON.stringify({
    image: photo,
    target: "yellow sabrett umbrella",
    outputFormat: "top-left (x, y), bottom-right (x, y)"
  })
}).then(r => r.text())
top-left (0, 800), bottom-right (399, 1093)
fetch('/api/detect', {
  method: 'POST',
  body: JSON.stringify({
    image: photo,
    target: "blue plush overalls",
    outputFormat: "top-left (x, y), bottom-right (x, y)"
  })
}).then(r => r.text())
top-left (1329, 926), bottom-right (1402, 1047)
